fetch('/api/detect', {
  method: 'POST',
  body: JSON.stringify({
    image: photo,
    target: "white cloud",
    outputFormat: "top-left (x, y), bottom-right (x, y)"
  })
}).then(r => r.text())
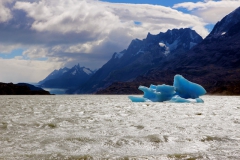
top-left (0, 44), bottom-right (22, 54)
top-left (0, 58), bottom-right (63, 83)
top-left (173, 0), bottom-right (240, 23)
top-left (0, 0), bottom-right (13, 23)
top-left (14, 0), bottom-right (208, 38)
top-left (108, 3), bottom-right (208, 37)
top-left (14, 0), bottom-right (120, 35)
top-left (23, 47), bottom-right (48, 59)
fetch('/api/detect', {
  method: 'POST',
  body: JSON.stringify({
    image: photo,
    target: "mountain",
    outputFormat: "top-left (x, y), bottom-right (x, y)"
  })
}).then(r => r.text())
top-left (0, 82), bottom-right (51, 95)
top-left (38, 67), bottom-right (70, 85)
top-left (69, 28), bottom-right (203, 94)
top-left (97, 7), bottom-right (240, 95)
top-left (207, 7), bottom-right (240, 38)
top-left (38, 64), bottom-right (94, 89)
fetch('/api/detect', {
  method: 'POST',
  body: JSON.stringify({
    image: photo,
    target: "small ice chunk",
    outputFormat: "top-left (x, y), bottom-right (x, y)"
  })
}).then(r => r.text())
top-left (128, 96), bottom-right (150, 102)
top-left (196, 98), bottom-right (204, 103)
top-left (170, 95), bottom-right (193, 103)
top-left (139, 86), bottom-right (159, 102)
top-left (169, 95), bottom-right (204, 103)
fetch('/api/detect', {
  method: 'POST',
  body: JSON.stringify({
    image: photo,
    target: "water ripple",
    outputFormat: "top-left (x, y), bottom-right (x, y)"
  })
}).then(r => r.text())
top-left (0, 95), bottom-right (240, 159)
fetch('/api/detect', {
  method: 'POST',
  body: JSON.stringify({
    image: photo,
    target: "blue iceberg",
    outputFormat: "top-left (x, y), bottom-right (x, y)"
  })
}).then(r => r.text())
top-left (128, 74), bottom-right (206, 103)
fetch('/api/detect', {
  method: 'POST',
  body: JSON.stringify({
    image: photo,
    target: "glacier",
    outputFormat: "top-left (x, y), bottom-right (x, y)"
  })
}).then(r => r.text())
top-left (128, 75), bottom-right (206, 103)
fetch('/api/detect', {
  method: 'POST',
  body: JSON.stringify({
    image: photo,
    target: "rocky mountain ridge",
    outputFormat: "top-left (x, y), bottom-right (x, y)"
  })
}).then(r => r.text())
top-left (69, 28), bottom-right (203, 94)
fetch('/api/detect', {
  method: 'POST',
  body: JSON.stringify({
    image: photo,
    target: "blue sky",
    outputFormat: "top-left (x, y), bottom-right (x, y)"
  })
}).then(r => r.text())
top-left (0, 0), bottom-right (239, 83)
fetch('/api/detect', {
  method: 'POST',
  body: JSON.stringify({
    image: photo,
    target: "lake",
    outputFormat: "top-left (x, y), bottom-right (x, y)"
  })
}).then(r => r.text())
top-left (41, 88), bottom-right (67, 95)
top-left (0, 95), bottom-right (240, 159)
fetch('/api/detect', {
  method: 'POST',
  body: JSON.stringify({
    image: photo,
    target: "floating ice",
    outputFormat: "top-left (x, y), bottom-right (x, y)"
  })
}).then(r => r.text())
top-left (169, 95), bottom-right (204, 103)
top-left (174, 75), bottom-right (206, 99)
top-left (129, 74), bottom-right (206, 103)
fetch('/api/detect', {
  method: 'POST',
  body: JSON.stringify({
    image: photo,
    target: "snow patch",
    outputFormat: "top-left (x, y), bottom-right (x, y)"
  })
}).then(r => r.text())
top-left (115, 52), bottom-right (125, 59)
top-left (49, 70), bottom-right (58, 76)
top-left (158, 39), bottom-right (181, 55)
top-left (83, 68), bottom-right (92, 75)
top-left (190, 31), bottom-right (197, 40)
top-left (62, 69), bottom-right (68, 73)
top-left (136, 49), bottom-right (144, 55)
top-left (190, 31), bottom-right (193, 39)
top-left (72, 70), bottom-right (76, 75)
top-left (159, 42), bottom-right (170, 55)
top-left (164, 49), bottom-right (170, 55)
top-left (159, 43), bottom-right (166, 47)
top-left (166, 40), bottom-right (179, 51)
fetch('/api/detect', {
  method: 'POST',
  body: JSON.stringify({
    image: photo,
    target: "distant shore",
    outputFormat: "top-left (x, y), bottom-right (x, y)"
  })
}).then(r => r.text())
top-left (0, 82), bottom-right (51, 95)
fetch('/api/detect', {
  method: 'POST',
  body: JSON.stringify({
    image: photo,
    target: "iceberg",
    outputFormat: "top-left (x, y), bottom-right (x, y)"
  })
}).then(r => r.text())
top-left (173, 75), bottom-right (206, 99)
top-left (128, 74), bottom-right (206, 103)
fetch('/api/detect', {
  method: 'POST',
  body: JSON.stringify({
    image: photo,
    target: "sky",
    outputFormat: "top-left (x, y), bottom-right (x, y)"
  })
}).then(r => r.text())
top-left (0, 0), bottom-right (240, 83)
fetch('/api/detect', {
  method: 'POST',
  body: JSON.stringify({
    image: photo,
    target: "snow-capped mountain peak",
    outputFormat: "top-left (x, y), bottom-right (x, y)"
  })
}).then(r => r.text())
top-left (110, 28), bottom-right (202, 61)
top-left (38, 64), bottom-right (95, 89)
top-left (69, 64), bottom-right (94, 76)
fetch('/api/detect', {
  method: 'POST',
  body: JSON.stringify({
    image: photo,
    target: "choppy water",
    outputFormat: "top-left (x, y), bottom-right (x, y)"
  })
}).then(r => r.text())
top-left (0, 95), bottom-right (240, 160)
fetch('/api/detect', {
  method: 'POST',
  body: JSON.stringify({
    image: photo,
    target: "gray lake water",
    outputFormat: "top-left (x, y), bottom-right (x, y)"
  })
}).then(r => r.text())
top-left (42, 88), bottom-right (67, 95)
top-left (0, 95), bottom-right (240, 160)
